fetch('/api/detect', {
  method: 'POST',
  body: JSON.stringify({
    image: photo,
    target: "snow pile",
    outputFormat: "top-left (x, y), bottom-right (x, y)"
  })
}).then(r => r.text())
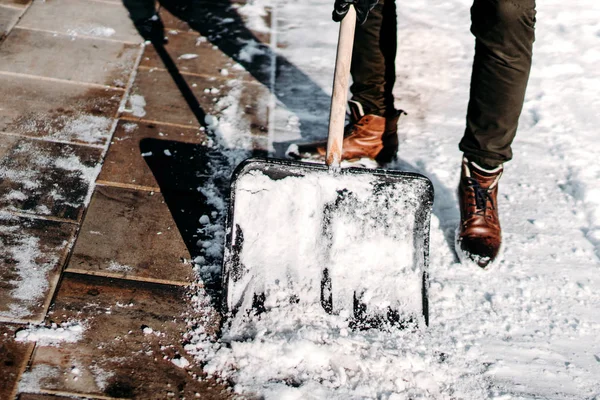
top-left (123, 94), bottom-right (147, 118)
top-left (15, 322), bottom-right (84, 346)
top-left (203, 79), bottom-right (264, 164)
top-left (206, 320), bottom-right (488, 399)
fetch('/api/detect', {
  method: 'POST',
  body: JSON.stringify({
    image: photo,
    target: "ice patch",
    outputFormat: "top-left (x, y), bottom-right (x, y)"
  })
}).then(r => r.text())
top-left (15, 322), bottom-right (84, 346)
top-left (67, 26), bottom-right (116, 38)
top-left (171, 356), bottom-right (190, 369)
top-left (179, 53), bottom-right (199, 60)
top-left (124, 94), bottom-right (147, 118)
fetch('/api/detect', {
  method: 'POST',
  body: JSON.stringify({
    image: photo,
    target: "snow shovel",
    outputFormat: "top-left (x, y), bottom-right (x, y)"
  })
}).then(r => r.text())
top-left (221, 6), bottom-right (434, 328)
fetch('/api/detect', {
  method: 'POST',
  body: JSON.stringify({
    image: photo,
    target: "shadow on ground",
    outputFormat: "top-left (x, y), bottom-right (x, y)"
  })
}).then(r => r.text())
top-left (124, 0), bottom-right (331, 140)
top-left (388, 158), bottom-right (460, 261)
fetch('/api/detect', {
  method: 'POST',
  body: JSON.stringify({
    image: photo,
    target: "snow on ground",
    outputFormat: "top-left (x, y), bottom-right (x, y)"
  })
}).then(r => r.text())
top-left (0, 213), bottom-right (66, 320)
top-left (15, 321), bottom-right (84, 346)
top-left (182, 0), bottom-right (600, 398)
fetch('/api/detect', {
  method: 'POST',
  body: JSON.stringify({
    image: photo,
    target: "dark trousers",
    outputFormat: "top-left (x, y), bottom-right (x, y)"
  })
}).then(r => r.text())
top-left (352, 0), bottom-right (536, 167)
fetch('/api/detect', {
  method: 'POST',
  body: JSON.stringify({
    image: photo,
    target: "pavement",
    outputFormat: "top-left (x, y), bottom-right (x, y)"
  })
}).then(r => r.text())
top-left (0, 0), bottom-right (275, 398)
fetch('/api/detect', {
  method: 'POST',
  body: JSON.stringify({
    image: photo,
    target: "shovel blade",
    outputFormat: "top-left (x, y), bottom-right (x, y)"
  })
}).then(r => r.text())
top-left (222, 158), bottom-right (434, 328)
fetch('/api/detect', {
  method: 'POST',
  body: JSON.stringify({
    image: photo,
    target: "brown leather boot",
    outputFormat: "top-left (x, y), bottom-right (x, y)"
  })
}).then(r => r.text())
top-left (317, 114), bottom-right (386, 160)
top-left (316, 101), bottom-right (402, 162)
top-left (456, 157), bottom-right (504, 268)
top-left (377, 109), bottom-right (405, 164)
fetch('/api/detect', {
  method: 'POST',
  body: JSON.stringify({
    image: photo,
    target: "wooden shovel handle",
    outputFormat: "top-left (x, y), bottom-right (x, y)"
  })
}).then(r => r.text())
top-left (326, 5), bottom-right (357, 168)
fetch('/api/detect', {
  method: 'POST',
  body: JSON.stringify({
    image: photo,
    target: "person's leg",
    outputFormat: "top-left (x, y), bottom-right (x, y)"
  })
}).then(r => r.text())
top-left (457, 0), bottom-right (536, 268)
top-left (460, 0), bottom-right (536, 168)
top-left (315, 0), bottom-right (401, 164)
top-left (350, 0), bottom-right (397, 117)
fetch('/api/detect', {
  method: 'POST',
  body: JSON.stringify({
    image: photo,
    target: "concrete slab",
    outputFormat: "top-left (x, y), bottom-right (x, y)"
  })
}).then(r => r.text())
top-left (0, 213), bottom-right (77, 323)
top-left (18, 0), bottom-right (141, 43)
top-left (156, 1), bottom-right (273, 90)
top-left (19, 273), bottom-right (230, 399)
top-left (0, 74), bottom-right (121, 145)
top-left (18, 394), bottom-right (85, 400)
top-left (97, 120), bottom-right (209, 190)
top-left (0, 136), bottom-right (103, 221)
top-left (141, 31), bottom-right (258, 83)
top-left (0, 323), bottom-right (34, 400)
top-left (67, 186), bottom-right (197, 284)
top-left (123, 68), bottom-right (269, 137)
top-left (159, 5), bottom-right (192, 33)
top-left (0, 0), bottom-right (30, 7)
top-left (159, 1), bottom-right (269, 39)
top-left (0, 28), bottom-right (140, 88)
top-left (0, 5), bottom-right (21, 41)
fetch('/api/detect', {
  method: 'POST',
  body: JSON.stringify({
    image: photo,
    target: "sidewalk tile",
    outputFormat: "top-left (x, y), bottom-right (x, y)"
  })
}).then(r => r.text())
top-left (0, 74), bottom-right (121, 145)
top-left (19, 273), bottom-right (229, 399)
top-left (0, 136), bottom-right (103, 221)
top-left (0, 28), bottom-right (139, 88)
top-left (98, 120), bottom-right (210, 189)
top-left (159, 6), bottom-right (192, 33)
top-left (0, 5), bottom-right (21, 40)
top-left (141, 32), bottom-right (258, 83)
top-left (1, 324), bottom-right (34, 400)
top-left (18, 0), bottom-right (141, 43)
top-left (156, 1), bottom-right (271, 62)
top-left (0, 214), bottom-right (76, 323)
top-left (18, 395), bottom-right (85, 400)
top-left (0, 0), bottom-right (30, 7)
top-left (67, 186), bottom-right (195, 284)
top-left (123, 68), bottom-right (269, 136)
top-left (159, 1), bottom-right (262, 33)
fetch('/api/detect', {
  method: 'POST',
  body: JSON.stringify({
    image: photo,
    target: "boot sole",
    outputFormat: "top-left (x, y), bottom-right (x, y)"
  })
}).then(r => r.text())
top-left (453, 227), bottom-right (504, 270)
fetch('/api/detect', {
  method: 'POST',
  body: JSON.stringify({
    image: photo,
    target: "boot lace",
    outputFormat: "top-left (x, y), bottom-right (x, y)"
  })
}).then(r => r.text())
top-left (464, 177), bottom-right (495, 217)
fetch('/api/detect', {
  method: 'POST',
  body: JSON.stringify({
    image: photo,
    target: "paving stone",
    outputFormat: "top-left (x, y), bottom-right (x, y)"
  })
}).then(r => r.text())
top-left (159, 0), bottom-right (261, 33)
top-left (160, 1), bottom-right (270, 40)
top-left (0, 136), bottom-right (103, 221)
top-left (159, 5), bottom-right (192, 32)
top-left (123, 67), bottom-right (269, 136)
top-left (0, 0), bottom-right (29, 7)
top-left (0, 213), bottom-right (76, 323)
top-left (18, 0), bottom-right (141, 43)
top-left (157, 1), bottom-right (273, 88)
top-left (141, 31), bottom-right (258, 83)
top-left (0, 323), bottom-right (35, 400)
top-left (67, 186), bottom-right (199, 284)
top-left (0, 28), bottom-right (140, 88)
top-left (19, 273), bottom-right (230, 399)
top-left (18, 394), bottom-right (85, 400)
top-left (0, 5), bottom-right (21, 40)
top-left (0, 74), bottom-right (121, 145)
top-left (97, 120), bottom-right (210, 190)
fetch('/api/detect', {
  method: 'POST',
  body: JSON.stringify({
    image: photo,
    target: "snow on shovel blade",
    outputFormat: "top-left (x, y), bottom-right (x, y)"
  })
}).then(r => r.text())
top-left (222, 158), bottom-right (434, 328)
